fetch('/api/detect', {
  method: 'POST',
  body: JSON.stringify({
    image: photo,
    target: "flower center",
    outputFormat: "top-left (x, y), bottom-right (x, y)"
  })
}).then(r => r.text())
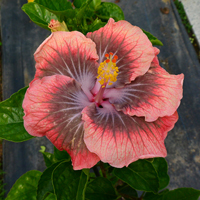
top-left (97, 52), bottom-right (119, 88)
top-left (94, 53), bottom-right (119, 105)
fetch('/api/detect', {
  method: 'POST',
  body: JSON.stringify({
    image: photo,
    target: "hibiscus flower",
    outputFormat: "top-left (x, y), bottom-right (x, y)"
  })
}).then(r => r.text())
top-left (23, 18), bottom-right (184, 170)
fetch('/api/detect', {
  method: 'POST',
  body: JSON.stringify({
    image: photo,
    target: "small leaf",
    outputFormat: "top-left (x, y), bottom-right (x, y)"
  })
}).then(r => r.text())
top-left (37, 162), bottom-right (63, 200)
top-left (152, 158), bottom-right (169, 190)
top-left (142, 29), bottom-right (163, 46)
top-left (40, 149), bottom-right (57, 168)
top-left (96, 2), bottom-right (124, 21)
top-left (52, 161), bottom-right (89, 200)
top-left (162, 188), bottom-right (200, 200)
top-left (22, 3), bottom-right (59, 30)
top-left (0, 87), bottom-right (34, 142)
top-left (34, 0), bottom-right (72, 11)
top-left (85, 177), bottom-right (117, 200)
top-left (5, 170), bottom-right (42, 200)
top-left (113, 159), bottom-right (159, 193)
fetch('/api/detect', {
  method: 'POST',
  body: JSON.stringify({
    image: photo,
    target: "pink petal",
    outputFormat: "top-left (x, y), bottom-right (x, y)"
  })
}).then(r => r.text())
top-left (34, 31), bottom-right (99, 101)
top-left (104, 63), bottom-right (184, 122)
top-left (87, 18), bottom-right (155, 88)
top-left (152, 47), bottom-right (160, 65)
top-left (82, 103), bottom-right (178, 168)
top-left (23, 75), bottom-right (100, 169)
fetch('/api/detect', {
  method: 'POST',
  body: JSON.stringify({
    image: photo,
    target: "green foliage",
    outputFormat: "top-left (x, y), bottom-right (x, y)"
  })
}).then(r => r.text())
top-left (142, 29), bottom-right (163, 46)
top-left (117, 184), bottom-right (138, 199)
top-left (144, 188), bottom-right (200, 200)
top-left (43, 193), bottom-right (56, 200)
top-left (0, 87), bottom-right (34, 142)
top-left (114, 159), bottom-right (160, 193)
top-left (52, 161), bottom-right (89, 200)
top-left (151, 158), bottom-right (169, 190)
top-left (22, 3), bottom-right (59, 30)
top-left (37, 161), bottom-right (63, 200)
top-left (85, 177), bottom-right (117, 200)
top-left (5, 152), bottom-right (200, 200)
top-left (34, 0), bottom-right (73, 11)
top-left (39, 146), bottom-right (70, 168)
top-left (74, 0), bottom-right (101, 9)
top-left (22, 0), bottom-right (124, 34)
top-left (95, 2), bottom-right (124, 21)
top-left (5, 170), bottom-right (42, 200)
top-left (162, 188), bottom-right (200, 200)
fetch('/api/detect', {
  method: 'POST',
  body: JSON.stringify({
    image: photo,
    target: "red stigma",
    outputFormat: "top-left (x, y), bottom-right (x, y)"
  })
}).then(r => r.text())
top-left (112, 59), bottom-right (116, 63)
top-left (109, 52), bottom-right (113, 56)
top-left (106, 59), bottom-right (110, 63)
top-left (105, 53), bottom-right (109, 57)
top-left (114, 55), bottom-right (118, 60)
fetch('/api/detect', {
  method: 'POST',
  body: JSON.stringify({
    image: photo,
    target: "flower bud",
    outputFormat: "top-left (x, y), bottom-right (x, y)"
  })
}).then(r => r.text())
top-left (48, 19), bottom-right (69, 32)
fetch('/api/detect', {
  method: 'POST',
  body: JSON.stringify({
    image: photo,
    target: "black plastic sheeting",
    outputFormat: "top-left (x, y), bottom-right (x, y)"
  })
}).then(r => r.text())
top-left (1, 0), bottom-right (200, 193)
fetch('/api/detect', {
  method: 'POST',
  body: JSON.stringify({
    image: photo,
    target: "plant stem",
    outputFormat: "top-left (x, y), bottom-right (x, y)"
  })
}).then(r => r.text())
top-left (100, 161), bottom-right (107, 178)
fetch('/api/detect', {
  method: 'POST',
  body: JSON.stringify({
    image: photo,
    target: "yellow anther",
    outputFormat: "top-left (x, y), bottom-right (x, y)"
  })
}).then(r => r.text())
top-left (97, 54), bottom-right (119, 86)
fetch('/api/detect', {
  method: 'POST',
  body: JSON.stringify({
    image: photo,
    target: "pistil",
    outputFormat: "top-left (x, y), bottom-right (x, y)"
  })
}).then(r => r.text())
top-left (94, 84), bottom-right (106, 105)
top-left (94, 52), bottom-right (119, 106)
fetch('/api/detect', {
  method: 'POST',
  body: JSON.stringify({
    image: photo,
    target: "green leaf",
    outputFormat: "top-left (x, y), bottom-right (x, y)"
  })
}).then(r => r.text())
top-left (96, 2), bottom-right (124, 21)
top-left (33, 0), bottom-right (75, 22)
top-left (44, 193), bottom-right (56, 200)
top-left (37, 162), bottom-right (63, 200)
top-left (0, 87), bottom-right (34, 142)
top-left (74, 0), bottom-right (100, 9)
top-left (39, 146), bottom-right (70, 168)
top-left (152, 158), bottom-right (169, 190)
top-left (162, 188), bottom-right (200, 200)
top-left (91, 0), bottom-right (101, 9)
top-left (5, 170), bottom-right (42, 200)
top-left (144, 188), bottom-right (200, 200)
top-left (34, 0), bottom-right (72, 11)
top-left (142, 29), bottom-right (163, 46)
top-left (76, 0), bottom-right (93, 20)
top-left (22, 3), bottom-right (59, 30)
top-left (85, 177), bottom-right (117, 200)
top-left (117, 184), bottom-right (138, 199)
top-left (52, 161), bottom-right (89, 200)
top-left (88, 18), bottom-right (106, 32)
top-left (53, 146), bottom-right (70, 161)
top-left (73, 0), bottom-right (86, 8)
top-left (113, 159), bottom-right (159, 193)
top-left (52, 10), bottom-right (77, 21)
top-left (39, 146), bottom-right (57, 168)
top-left (144, 189), bottom-right (169, 200)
